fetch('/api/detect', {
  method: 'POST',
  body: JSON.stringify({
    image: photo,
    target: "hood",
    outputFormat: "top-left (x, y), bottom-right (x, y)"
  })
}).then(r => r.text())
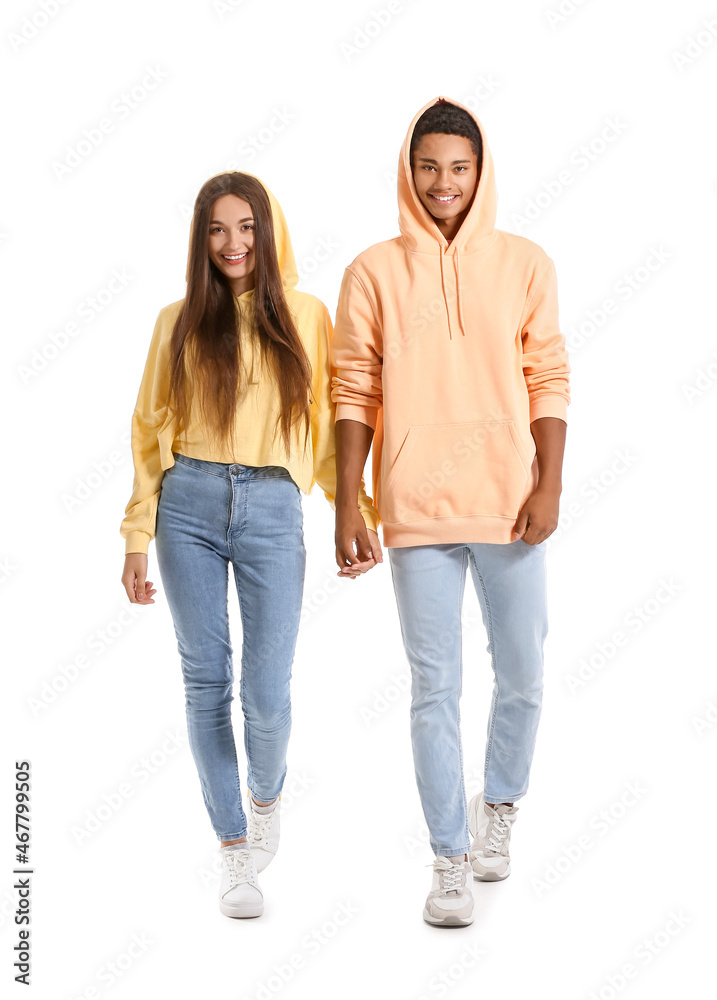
top-left (397, 95), bottom-right (497, 338)
top-left (187, 171), bottom-right (299, 292)
top-left (258, 174), bottom-right (299, 292)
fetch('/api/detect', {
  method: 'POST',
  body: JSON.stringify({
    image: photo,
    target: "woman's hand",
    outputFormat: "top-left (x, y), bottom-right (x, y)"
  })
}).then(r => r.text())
top-left (335, 508), bottom-right (383, 579)
top-left (121, 553), bottom-right (158, 604)
top-left (364, 529), bottom-right (383, 567)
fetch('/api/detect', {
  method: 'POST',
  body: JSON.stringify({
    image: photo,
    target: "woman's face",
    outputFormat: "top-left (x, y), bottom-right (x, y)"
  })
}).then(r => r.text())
top-left (207, 193), bottom-right (256, 295)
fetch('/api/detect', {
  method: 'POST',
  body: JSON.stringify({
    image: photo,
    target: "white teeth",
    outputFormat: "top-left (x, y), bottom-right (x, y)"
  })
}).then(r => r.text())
top-left (432, 195), bottom-right (457, 202)
top-left (224, 253), bottom-right (247, 260)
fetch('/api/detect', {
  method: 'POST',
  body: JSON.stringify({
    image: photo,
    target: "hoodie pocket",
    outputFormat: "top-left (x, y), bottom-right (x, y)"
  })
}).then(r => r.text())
top-left (380, 420), bottom-right (530, 524)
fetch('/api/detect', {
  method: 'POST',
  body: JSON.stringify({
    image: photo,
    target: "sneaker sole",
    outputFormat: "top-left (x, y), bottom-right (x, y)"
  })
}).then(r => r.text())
top-left (219, 900), bottom-right (264, 918)
top-left (471, 863), bottom-right (510, 881)
top-left (422, 908), bottom-right (474, 926)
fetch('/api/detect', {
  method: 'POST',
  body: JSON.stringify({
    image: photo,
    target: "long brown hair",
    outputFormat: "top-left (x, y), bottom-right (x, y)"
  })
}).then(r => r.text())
top-left (167, 172), bottom-right (312, 457)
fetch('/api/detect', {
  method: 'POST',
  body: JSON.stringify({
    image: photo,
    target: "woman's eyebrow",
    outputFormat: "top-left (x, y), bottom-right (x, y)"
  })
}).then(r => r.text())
top-left (209, 216), bottom-right (254, 224)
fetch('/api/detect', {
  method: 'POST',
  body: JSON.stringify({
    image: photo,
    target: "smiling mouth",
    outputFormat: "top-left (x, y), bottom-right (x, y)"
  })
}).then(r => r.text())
top-left (428, 194), bottom-right (459, 203)
top-left (222, 252), bottom-right (249, 263)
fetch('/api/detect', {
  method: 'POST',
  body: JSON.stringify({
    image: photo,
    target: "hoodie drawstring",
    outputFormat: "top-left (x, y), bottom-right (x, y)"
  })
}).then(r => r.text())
top-left (439, 245), bottom-right (467, 340)
top-left (439, 249), bottom-right (453, 341)
top-left (454, 245), bottom-right (466, 337)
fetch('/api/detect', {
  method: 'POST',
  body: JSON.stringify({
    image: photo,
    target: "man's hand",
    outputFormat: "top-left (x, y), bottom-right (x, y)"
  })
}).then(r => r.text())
top-left (513, 486), bottom-right (561, 545)
top-left (335, 508), bottom-right (383, 579)
top-left (514, 417), bottom-right (566, 545)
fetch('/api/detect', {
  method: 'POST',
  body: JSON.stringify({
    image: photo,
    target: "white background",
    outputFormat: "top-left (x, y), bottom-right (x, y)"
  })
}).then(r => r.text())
top-left (4, 0), bottom-right (716, 997)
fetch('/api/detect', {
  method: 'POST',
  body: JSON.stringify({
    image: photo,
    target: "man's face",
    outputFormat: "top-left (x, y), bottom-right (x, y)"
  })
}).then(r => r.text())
top-left (411, 133), bottom-right (479, 234)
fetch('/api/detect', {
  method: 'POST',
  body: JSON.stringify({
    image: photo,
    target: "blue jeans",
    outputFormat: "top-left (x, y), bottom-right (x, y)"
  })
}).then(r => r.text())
top-left (155, 452), bottom-right (306, 841)
top-left (388, 539), bottom-right (548, 856)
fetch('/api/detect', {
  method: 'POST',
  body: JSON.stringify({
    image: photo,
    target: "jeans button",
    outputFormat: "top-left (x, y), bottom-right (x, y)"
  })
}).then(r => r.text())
top-left (229, 465), bottom-right (239, 475)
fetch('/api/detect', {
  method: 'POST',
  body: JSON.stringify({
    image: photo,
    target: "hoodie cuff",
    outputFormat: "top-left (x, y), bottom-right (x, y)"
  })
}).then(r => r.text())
top-left (335, 402), bottom-right (379, 431)
top-left (529, 393), bottom-right (568, 425)
top-left (359, 503), bottom-right (381, 533)
top-left (125, 532), bottom-right (151, 556)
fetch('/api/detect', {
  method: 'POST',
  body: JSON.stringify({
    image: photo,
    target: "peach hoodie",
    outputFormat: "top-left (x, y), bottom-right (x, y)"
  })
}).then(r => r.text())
top-left (331, 96), bottom-right (571, 547)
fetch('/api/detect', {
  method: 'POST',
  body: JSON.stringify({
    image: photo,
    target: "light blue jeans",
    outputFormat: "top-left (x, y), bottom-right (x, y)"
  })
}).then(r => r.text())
top-left (388, 539), bottom-right (548, 857)
top-left (155, 452), bottom-right (306, 841)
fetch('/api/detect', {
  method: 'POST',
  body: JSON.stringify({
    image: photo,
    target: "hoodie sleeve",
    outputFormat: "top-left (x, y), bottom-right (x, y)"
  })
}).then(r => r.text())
top-left (120, 306), bottom-right (175, 555)
top-left (521, 258), bottom-right (571, 424)
top-left (310, 302), bottom-right (380, 532)
top-left (330, 267), bottom-right (383, 430)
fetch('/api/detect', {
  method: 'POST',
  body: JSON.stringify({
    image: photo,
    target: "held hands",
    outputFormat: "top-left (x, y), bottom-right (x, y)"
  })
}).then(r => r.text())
top-left (335, 508), bottom-right (383, 580)
top-left (512, 485), bottom-right (561, 546)
top-left (121, 509), bottom-right (382, 604)
top-left (121, 485), bottom-right (553, 600)
top-left (121, 553), bottom-right (158, 604)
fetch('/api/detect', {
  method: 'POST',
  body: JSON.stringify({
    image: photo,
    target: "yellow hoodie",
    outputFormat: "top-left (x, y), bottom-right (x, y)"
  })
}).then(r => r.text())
top-left (120, 177), bottom-right (379, 556)
top-left (331, 96), bottom-right (571, 547)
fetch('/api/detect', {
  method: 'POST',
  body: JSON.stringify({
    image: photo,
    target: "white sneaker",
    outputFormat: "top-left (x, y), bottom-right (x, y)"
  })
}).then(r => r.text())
top-left (423, 856), bottom-right (474, 926)
top-left (247, 793), bottom-right (280, 873)
top-left (467, 792), bottom-right (518, 881)
top-left (218, 844), bottom-right (263, 918)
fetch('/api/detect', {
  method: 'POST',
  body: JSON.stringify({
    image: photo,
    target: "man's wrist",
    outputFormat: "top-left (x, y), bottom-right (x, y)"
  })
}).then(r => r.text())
top-left (535, 479), bottom-right (562, 496)
top-left (336, 494), bottom-right (360, 512)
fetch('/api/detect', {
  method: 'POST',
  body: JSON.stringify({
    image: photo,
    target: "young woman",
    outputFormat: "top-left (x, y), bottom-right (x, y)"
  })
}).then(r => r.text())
top-left (119, 171), bottom-right (381, 919)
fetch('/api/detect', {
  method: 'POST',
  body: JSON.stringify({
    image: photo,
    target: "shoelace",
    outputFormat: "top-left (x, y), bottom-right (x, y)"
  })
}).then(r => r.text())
top-left (224, 850), bottom-right (256, 889)
top-left (485, 810), bottom-right (516, 854)
top-left (248, 810), bottom-right (274, 848)
top-left (428, 857), bottom-right (466, 895)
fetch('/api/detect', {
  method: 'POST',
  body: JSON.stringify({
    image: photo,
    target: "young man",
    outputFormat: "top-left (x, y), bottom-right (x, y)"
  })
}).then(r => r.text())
top-left (331, 97), bottom-right (570, 926)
